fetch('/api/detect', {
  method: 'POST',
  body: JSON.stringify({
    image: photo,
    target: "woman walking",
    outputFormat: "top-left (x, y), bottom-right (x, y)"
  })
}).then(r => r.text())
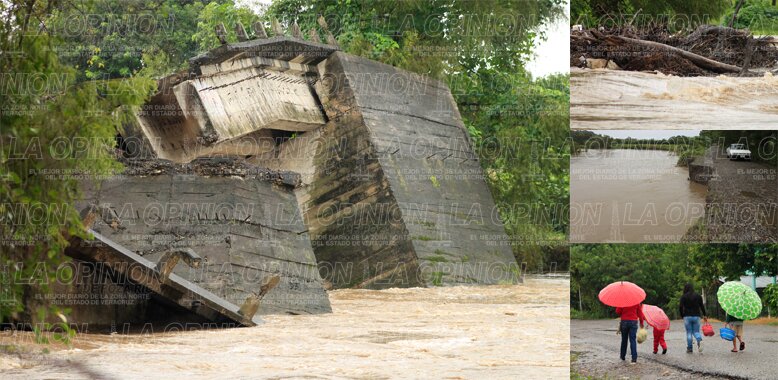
top-left (616, 303), bottom-right (645, 364)
top-left (679, 283), bottom-right (707, 353)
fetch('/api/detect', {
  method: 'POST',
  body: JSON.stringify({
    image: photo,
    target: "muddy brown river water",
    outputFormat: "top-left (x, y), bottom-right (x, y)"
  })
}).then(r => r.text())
top-left (0, 278), bottom-right (569, 379)
top-left (571, 68), bottom-right (778, 129)
top-left (571, 149), bottom-right (707, 243)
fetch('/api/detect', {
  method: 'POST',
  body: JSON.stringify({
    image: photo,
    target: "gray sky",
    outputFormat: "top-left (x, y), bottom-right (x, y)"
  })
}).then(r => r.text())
top-left (526, 1), bottom-right (569, 78)
top-left (595, 130), bottom-right (702, 139)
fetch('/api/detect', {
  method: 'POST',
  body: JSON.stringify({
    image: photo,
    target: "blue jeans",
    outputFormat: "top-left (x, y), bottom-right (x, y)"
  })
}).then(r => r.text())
top-left (684, 316), bottom-right (703, 350)
top-left (620, 320), bottom-right (638, 361)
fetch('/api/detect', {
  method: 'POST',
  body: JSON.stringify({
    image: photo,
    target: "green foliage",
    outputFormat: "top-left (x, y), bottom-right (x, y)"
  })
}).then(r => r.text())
top-left (571, 244), bottom-right (778, 319)
top-left (463, 72), bottom-right (570, 268)
top-left (571, 244), bottom-right (692, 319)
top-left (700, 130), bottom-right (778, 166)
top-left (49, 0), bottom-right (211, 80)
top-left (192, 1), bottom-right (261, 52)
top-left (724, 0), bottom-right (778, 33)
top-left (430, 271), bottom-right (444, 286)
top-left (571, 0), bottom-right (731, 28)
top-left (429, 175), bottom-right (440, 188)
top-left (0, 0), bottom-right (155, 322)
top-left (763, 283), bottom-right (778, 316)
top-left (266, 0), bottom-right (565, 78)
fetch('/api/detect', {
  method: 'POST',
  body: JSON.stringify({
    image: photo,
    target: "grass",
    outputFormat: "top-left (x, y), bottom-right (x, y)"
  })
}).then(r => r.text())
top-left (751, 27), bottom-right (778, 36)
top-left (571, 371), bottom-right (609, 380)
top-left (571, 353), bottom-right (610, 380)
top-left (570, 309), bottom-right (609, 320)
top-left (429, 175), bottom-right (440, 188)
top-left (424, 255), bottom-right (448, 263)
top-left (430, 271), bottom-right (444, 286)
top-left (746, 317), bottom-right (778, 326)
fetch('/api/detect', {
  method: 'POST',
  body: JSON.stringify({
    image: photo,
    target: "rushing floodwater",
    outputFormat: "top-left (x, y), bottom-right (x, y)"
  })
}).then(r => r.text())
top-left (571, 149), bottom-right (707, 243)
top-left (571, 68), bottom-right (778, 129)
top-left (0, 279), bottom-right (569, 380)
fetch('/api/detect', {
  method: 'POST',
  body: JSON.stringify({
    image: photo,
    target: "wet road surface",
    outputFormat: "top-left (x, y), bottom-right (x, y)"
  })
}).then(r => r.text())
top-left (572, 319), bottom-right (778, 380)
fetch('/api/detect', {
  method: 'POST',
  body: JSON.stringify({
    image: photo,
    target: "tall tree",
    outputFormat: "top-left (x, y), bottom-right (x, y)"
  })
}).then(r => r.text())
top-left (0, 0), bottom-right (155, 322)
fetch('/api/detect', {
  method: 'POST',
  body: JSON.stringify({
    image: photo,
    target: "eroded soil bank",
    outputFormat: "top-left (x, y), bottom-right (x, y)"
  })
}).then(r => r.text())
top-left (685, 147), bottom-right (778, 243)
top-left (0, 278), bottom-right (569, 379)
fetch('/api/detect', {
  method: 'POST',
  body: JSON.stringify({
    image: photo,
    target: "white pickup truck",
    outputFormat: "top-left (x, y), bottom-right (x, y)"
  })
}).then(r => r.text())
top-left (726, 143), bottom-right (751, 161)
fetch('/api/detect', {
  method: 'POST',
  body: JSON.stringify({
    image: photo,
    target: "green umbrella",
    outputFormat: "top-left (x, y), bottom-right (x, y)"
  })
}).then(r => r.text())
top-left (717, 281), bottom-right (762, 320)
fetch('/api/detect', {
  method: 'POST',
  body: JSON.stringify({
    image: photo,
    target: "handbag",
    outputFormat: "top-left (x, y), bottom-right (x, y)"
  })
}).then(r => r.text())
top-left (720, 325), bottom-right (736, 341)
top-left (702, 321), bottom-right (715, 337)
top-left (636, 327), bottom-right (648, 344)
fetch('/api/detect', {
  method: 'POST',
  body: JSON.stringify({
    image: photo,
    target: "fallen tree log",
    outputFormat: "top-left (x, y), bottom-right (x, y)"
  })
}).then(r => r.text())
top-left (592, 30), bottom-right (742, 74)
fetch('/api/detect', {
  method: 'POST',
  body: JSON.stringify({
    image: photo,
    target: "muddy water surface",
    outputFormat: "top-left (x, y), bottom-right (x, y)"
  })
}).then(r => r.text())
top-left (571, 149), bottom-right (707, 243)
top-left (0, 279), bottom-right (569, 380)
top-left (572, 68), bottom-right (778, 129)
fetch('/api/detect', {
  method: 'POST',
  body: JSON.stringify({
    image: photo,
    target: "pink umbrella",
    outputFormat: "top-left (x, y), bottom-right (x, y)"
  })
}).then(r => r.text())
top-left (598, 281), bottom-right (646, 308)
top-left (642, 304), bottom-right (670, 331)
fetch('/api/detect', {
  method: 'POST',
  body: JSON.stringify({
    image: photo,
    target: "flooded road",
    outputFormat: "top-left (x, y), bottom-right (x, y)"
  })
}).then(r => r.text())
top-left (571, 149), bottom-right (707, 243)
top-left (571, 68), bottom-right (778, 129)
top-left (0, 278), bottom-right (569, 380)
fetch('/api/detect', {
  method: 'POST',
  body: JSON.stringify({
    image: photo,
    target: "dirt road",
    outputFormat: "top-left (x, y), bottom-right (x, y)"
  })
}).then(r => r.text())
top-left (0, 278), bottom-right (569, 380)
top-left (572, 319), bottom-right (778, 380)
top-left (686, 147), bottom-right (778, 243)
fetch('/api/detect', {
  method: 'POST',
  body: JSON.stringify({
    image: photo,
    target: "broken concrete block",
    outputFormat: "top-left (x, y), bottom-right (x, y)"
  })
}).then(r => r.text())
top-left (76, 159), bottom-right (332, 319)
top-left (235, 22), bottom-right (249, 42)
top-left (64, 35), bottom-right (522, 326)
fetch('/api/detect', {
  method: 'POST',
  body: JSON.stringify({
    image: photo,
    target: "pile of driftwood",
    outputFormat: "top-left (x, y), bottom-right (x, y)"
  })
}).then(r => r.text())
top-left (571, 25), bottom-right (778, 76)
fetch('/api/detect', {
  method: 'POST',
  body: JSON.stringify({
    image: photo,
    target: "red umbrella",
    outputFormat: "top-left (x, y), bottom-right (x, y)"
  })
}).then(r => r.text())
top-left (598, 281), bottom-right (646, 308)
top-left (642, 304), bottom-right (670, 331)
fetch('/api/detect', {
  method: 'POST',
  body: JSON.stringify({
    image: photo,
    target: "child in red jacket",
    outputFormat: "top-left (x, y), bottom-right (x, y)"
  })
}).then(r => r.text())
top-left (653, 327), bottom-right (667, 354)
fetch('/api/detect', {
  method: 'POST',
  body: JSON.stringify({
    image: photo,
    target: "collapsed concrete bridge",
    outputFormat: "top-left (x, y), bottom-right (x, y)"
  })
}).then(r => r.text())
top-left (57, 21), bottom-right (520, 327)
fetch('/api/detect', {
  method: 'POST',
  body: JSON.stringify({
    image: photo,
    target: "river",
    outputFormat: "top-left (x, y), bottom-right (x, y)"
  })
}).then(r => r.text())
top-left (0, 279), bottom-right (569, 379)
top-left (571, 68), bottom-right (778, 129)
top-left (570, 149), bottom-right (707, 243)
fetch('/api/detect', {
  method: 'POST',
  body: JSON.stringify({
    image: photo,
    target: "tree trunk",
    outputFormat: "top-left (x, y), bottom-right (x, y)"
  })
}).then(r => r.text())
top-left (701, 286), bottom-right (707, 306)
top-left (579, 286), bottom-right (583, 312)
top-left (594, 32), bottom-right (743, 73)
top-left (740, 37), bottom-right (756, 75)
top-left (730, 0), bottom-right (747, 28)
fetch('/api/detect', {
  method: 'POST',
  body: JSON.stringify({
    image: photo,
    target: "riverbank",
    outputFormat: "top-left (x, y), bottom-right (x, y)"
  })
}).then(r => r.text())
top-left (685, 147), bottom-right (778, 243)
top-left (0, 278), bottom-right (569, 379)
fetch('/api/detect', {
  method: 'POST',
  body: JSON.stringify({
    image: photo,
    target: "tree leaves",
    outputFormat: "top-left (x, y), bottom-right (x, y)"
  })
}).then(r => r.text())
top-left (572, 244), bottom-right (778, 319)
